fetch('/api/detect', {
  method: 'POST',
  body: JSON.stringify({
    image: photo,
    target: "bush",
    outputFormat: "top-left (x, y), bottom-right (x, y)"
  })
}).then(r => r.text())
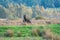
top-left (16, 32), bottom-right (21, 37)
top-left (35, 16), bottom-right (45, 20)
top-left (4, 29), bottom-right (14, 37)
top-left (31, 28), bottom-right (40, 36)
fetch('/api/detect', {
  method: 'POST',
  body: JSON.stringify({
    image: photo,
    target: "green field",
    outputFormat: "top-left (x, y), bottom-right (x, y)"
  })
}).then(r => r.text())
top-left (0, 24), bottom-right (60, 40)
top-left (0, 24), bottom-right (60, 37)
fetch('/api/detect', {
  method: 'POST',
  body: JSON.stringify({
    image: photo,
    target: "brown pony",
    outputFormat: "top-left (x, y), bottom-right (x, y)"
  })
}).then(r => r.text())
top-left (23, 15), bottom-right (31, 23)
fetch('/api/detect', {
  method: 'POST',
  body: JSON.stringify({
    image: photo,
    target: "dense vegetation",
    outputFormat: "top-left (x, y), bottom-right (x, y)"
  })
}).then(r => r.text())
top-left (0, 2), bottom-right (60, 19)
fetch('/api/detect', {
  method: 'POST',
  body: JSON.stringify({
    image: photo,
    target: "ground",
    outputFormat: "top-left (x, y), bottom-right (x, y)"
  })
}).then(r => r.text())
top-left (0, 19), bottom-right (60, 26)
top-left (0, 24), bottom-right (60, 40)
top-left (0, 19), bottom-right (60, 40)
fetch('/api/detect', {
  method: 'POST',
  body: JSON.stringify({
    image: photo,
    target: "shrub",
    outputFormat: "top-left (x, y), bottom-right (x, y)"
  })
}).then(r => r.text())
top-left (16, 32), bottom-right (21, 37)
top-left (35, 16), bottom-right (45, 20)
top-left (31, 28), bottom-right (43, 37)
top-left (42, 29), bottom-right (54, 40)
top-left (4, 29), bottom-right (14, 37)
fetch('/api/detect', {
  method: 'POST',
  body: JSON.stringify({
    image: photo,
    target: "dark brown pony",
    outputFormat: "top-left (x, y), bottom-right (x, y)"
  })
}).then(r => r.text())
top-left (23, 15), bottom-right (31, 23)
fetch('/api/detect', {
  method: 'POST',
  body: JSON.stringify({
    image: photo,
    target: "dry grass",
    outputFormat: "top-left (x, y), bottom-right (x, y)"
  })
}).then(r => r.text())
top-left (31, 28), bottom-right (60, 40)
top-left (31, 28), bottom-right (40, 36)
top-left (4, 29), bottom-right (14, 37)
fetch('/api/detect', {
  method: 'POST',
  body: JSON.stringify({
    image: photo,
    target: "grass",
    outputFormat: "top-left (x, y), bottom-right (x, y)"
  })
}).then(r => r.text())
top-left (47, 24), bottom-right (60, 35)
top-left (0, 37), bottom-right (43, 40)
top-left (0, 26), bottom-right (44, 37)
top-left (0, 24), bottom-right (60, 40)
top-left (0, 24), bottom-right (60, 37)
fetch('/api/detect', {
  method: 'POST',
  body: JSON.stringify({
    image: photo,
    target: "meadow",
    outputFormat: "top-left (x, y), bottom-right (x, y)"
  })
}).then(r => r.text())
top-left (0, 24), bottom-right (60, 40)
